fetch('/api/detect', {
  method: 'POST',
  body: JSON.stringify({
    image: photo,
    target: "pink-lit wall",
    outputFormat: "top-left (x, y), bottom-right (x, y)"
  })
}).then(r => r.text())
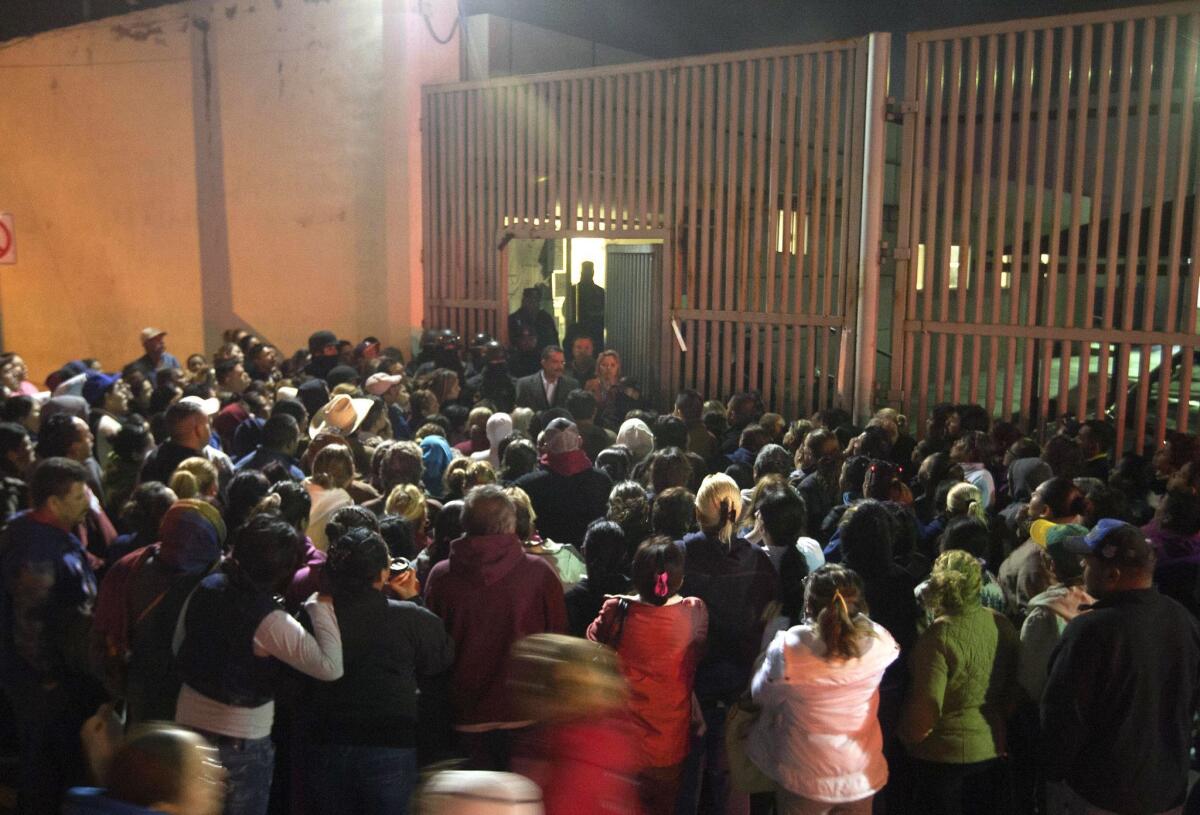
top-left (0, 0), bottom-right (459, 384)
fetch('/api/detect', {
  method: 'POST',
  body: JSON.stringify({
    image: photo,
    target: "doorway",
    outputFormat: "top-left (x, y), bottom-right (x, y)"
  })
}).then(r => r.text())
top-left (504, 236), bottom-right (664, 395)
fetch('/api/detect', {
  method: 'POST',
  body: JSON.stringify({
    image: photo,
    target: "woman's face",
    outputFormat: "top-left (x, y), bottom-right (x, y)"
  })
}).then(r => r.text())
top-left (597, 355), bottom-right (619, 381)
top-left (10, 356), bottom-right (27, 382)
top-left (22, 402), bottom-right (40, 435)
top-left (0, 363), bottom-right (18, 392)
top-left (446, 379), bottom-right (461, 402)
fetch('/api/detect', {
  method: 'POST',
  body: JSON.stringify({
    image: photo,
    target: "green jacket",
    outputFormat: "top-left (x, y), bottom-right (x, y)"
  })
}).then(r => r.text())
top-left (899, 603), bottom-right (1019, 764)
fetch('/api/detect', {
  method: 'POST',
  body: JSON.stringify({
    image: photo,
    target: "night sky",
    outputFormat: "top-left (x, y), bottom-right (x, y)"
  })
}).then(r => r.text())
top-left (3, 0), bottom-right (1167, 51)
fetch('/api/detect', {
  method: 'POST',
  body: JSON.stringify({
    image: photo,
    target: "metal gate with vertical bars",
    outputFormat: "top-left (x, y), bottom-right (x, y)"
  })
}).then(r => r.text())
top-left (424, 2), bottom-right (1200, 449)
top-left (421, 35), bottom-right (885, 416)
top-left (890, 2), bottom-right (1200, 452)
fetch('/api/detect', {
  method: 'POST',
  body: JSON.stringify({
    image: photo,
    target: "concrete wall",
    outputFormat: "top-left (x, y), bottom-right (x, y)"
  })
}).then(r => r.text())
top-left (0, 0), bottom-right (459, 383)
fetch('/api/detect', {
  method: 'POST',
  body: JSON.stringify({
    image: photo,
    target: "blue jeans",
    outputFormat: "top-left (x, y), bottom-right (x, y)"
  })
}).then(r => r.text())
top-left (305, 744), bottom-right (418, 815)
top-left (202, 733), bottom-right (274, 815)
top-left (676, 701), bottom-right (748, 815)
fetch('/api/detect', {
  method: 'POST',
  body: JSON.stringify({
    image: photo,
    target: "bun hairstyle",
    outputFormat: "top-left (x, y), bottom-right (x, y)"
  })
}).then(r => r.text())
top-left (804, 564), bottom-right (875, 659)
top-left (632, 535), bottom-right (684, 605)
top-left (946, 482), bottom-right (987, 525)
top-left (326, 526), bottom-right (389, 597)
top-left (695, 473), bottom-right (742, 546)
top-left (168, 457), bottom-right (218, 500)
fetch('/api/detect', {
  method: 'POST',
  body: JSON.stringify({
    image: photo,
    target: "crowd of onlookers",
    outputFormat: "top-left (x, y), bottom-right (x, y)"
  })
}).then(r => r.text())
top-left (0, 320), bottom-right (1198, 815)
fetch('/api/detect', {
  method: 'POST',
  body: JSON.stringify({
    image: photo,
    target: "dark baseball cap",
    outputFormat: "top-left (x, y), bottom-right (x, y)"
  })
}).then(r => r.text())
top-left (307, 330), bottom-right (339, 355)
top-left (1061, 518), bottom-right (1152, 568)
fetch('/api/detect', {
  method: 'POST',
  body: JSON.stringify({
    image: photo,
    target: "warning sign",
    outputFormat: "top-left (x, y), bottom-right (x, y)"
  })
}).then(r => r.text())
top-left (0, 214), bottom-right (14, 265)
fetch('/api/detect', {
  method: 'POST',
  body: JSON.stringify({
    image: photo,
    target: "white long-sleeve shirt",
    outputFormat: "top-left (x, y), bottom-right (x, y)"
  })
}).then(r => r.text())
top-left (174, 597), bottom-right (343, 739)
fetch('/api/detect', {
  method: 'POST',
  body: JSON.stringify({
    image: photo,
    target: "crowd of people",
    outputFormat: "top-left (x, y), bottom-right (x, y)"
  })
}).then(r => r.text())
top-left (0, 317), bottom-right (1198, 815)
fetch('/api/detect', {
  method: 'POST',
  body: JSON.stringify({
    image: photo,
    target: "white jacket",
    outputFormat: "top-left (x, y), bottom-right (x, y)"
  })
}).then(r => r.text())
top-left (747, 620), bottom-right (899, 803)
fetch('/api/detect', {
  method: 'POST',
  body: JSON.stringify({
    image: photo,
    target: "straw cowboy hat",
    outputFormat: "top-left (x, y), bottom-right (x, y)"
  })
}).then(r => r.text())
top-left (308, 393), bottom-right (374, 439)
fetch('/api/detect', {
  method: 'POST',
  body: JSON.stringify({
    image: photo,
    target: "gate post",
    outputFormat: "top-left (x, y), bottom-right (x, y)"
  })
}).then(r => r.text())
top-left (852, 32), bottom-right (890, 424)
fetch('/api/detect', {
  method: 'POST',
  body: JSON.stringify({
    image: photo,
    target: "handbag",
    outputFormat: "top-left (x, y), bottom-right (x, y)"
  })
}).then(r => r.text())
top-left (724, 696), bottom-right (777, 794)
top-left (608, 597), bottom-right (631, 648)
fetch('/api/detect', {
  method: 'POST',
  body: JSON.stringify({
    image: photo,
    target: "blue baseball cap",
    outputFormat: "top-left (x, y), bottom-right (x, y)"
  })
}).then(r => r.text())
top-left (81, 372), bottom-right (121, 408)
top-left (1061, 518), bottom-right (1152, 567)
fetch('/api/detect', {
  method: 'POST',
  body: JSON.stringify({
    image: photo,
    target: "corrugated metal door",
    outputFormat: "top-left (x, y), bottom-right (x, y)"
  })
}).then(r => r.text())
top-left (605, 244), bottom-right (662, 401)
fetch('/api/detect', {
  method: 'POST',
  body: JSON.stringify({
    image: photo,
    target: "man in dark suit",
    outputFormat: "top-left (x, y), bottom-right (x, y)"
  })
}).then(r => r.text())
top-left (514, 346), bottom-right (579, 411)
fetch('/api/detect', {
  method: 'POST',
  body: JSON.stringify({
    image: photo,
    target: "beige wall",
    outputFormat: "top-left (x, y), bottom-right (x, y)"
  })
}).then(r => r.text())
top-left (0, 0), bottom-right (459, 384)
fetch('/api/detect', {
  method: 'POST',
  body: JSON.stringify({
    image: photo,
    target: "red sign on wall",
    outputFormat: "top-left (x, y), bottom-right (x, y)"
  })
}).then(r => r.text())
top-left (0, 214), bottom-right (14, 265)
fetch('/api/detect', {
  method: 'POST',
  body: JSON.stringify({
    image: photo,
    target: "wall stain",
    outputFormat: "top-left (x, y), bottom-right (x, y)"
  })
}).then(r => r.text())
top-left (278, 59), bottom-right (285, 98)
top-left (111, 22), bottom-right (164, 42)
top-left (49, 78), bottom-right (58, 91)
top-left (273, 0), bottom-right (283, 9)
top-left (193, 15), bottom-right (213, 129)
top-left (225, 5), bottom-right (238, 19)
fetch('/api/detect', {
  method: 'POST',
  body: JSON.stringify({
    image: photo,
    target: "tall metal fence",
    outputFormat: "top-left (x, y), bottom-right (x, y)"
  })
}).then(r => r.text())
top-left (890, 2), bottom-right (1199, 452)
top-left (422, 36), bottom-right (887, 419)
top-left (423, 1), bottom-right (1200, 450)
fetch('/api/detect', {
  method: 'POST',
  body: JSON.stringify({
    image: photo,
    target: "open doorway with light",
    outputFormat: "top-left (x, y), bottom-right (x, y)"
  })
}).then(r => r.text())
top-left (505, 235), bottom-right (665, 397)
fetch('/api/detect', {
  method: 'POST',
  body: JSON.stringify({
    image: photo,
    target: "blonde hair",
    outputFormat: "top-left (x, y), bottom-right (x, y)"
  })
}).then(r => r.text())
top-left (695, 473), bottom-right (742, 546)
top-left (923, 549), bottom-right (983, 617)
top-left (467, 406), bottom-right (493, 431)
top-left (511, 407), bottom-right (534, 433)
top-left (442, 457), bottom-right (472, 496)
top-left (169, 457), bottom-right (218, 500)
top-left (504, 485), bottom-right (537, 542)
top-left (946, 482), bottom-right (987, 525)
top-left (385, 483), bottom-right (427, 527)
top-left (312, 443), bottom-right (355, 490)
top-left (443, 458), bottom-right (496, 496)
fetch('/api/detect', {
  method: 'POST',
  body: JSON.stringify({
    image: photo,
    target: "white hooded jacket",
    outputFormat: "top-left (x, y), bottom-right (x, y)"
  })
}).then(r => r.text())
top-left (747, 620), bottom-right (899, 803)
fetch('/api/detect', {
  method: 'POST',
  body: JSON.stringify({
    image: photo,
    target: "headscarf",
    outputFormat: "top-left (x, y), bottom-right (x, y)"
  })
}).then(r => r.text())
top-left (616, 418), bottom-right (654, 463)
top-left (420, 435), bottom-right (454, 498)
top-left (42, 395), bottom-right (89, 423)
top-left (477, 412), bottom-right (514, 470)
top-left (158, 499), bottom-right (227, 573)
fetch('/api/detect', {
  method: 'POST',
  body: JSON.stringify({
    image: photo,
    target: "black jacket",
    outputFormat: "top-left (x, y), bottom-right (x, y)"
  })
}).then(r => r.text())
top-left (302, 591), bottom-right (455, 747)
top-left (1041, 588), bottom-right (1200, 814)
top-left (514, 466), bottom-right (612, 546)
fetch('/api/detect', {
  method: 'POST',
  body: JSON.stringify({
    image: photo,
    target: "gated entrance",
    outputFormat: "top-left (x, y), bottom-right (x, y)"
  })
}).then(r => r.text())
top-left (889, 2), bottom-right (1200, 452)
top-left (422, 36), bottom-right (887, 417)
top-left (423, 2), bottom-right (1200, 448)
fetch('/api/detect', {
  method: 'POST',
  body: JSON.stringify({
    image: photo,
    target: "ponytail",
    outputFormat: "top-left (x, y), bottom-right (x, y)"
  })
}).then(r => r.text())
top-left (806, 564), bottom-right (876, 660)
top-left (695, 474), bottom-right (742, 548)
